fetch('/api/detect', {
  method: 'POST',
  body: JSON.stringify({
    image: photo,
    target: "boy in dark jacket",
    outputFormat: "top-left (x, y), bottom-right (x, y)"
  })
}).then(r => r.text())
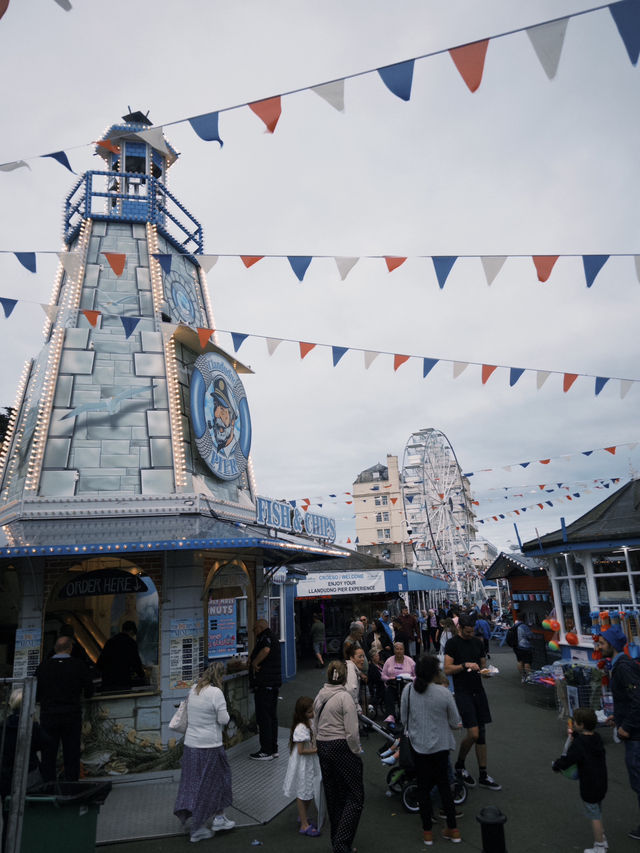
top-left (552, 708), bottom-right (608, 853)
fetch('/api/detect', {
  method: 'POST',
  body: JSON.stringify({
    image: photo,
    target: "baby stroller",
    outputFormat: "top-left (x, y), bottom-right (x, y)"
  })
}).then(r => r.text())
top-left (358, 710), bottom-right (467, 814)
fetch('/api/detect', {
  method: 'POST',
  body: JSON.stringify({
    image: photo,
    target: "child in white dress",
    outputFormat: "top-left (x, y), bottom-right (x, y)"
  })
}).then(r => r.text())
top-left (283, 696), bottom-right (321, 836)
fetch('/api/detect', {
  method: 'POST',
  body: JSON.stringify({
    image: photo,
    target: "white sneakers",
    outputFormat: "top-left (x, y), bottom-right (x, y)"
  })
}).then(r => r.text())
top-left (213, 814), bottom-right (236, 832)
top-left (583, 840), bottom-right (607, 853)
top-left (190, 827), bottom-right (213, 843)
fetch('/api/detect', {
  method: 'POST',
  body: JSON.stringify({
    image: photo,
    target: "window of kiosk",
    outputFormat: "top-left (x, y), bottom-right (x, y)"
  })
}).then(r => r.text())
top-left (44, 558), bottom-right (159, 690)
top-left (207, 563), bottom-right (249, 659)
top-left (269, 584), bottom-right (283, 641)
top-left (593, 551), bottom-right (633, 605)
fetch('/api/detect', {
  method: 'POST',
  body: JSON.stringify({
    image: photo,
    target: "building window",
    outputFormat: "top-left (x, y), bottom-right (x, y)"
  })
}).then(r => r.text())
top-left (383, 511), bottom-right (390, 522)
top-left (376, 512), bottom-right (382, 522)
top-left (374, 495), bottom-right (388, 506)
top-left (269, 584), bottom-right (284, 641)
top-left (377, 528), bottom-right (391, 540)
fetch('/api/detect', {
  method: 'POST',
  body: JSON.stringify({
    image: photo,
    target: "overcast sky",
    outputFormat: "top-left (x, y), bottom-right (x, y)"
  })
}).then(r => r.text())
top-left (0, 0), bottom-right (638, 554)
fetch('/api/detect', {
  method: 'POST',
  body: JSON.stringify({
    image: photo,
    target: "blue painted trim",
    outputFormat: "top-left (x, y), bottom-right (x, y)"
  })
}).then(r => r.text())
top-left (524, 537), bottom-right (640, 556)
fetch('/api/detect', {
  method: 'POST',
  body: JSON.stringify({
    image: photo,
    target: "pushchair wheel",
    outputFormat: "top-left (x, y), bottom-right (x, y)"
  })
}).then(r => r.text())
top-left (386, 767), bottom-right (405, 793)
top-left (453, 780), bottom-right (467, 805)
top-left (401, 781), bottom-right (420, 813)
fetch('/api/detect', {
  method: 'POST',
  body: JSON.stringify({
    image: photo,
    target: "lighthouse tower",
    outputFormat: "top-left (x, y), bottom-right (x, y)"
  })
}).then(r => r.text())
top-left (0, 110), bottom-right (255, 537)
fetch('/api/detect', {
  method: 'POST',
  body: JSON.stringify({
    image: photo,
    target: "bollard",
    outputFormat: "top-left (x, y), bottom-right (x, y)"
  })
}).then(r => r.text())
top-left (476, 805), bottom-right (507, 853)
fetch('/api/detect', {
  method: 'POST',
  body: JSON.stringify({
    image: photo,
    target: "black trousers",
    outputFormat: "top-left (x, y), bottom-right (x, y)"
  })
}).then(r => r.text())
top-left (317, 740), bottom-right (364, 853)
top-left (413, 748), bottom-right (456, 831)
top-left (40, 712), bottom-right (82, 782)
top-left (254, 686), bottom-right (279, 754)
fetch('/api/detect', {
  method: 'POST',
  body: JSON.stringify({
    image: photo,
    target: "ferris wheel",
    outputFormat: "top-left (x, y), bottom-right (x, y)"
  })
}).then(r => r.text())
top-left (401, 428), bottom-right (475, 597)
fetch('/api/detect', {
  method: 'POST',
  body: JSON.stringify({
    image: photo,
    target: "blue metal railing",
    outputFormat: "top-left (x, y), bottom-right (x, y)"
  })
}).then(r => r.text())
top-left (63, 170), bottom-right (204, 254)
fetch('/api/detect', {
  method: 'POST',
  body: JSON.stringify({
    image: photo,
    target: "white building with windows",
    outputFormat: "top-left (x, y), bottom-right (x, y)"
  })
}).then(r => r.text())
top-left (352, 455), bottom-right (410, 565)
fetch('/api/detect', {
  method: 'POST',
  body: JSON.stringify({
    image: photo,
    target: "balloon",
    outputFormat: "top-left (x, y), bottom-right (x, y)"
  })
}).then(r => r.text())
top-left (548, 640), bottom-right (559, 651)
top-left (548, 619), bottom-right (560, 632)
top-left (541, 619), bottom-right (551, 631)
top-left (566, 632), bottom-right (579, 646)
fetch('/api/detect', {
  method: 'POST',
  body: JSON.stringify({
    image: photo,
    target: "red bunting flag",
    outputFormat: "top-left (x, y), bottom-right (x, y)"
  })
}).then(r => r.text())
top-left (385, 257), bottom-right (407, 272)
top-left (537, 503), bottom-right (544, 509)
top-left (604, 446), bottom-right (617, 455)
top-left (563, 373), bottom-right (578, 392)
top-left (0, 1), bottom-right (9, 22)
top-left (390, 497), bottom-right (397, 504)
top-left (96, 140), bottom-right (121, 155)
top-left (102, 252), bottom-right (126, 276)
top-left (532, 255), bottom-right (559, 282)
top-left (566, 495), bottom-right (573, 500)
top-left (539, 459), bottom-right (551, 465)
top-left (492, 516), bottom-right (498, 521)
top-left (249, 97), bottom-right (282, 133)
top-left (514, 510), bottom-right (520, 515)
top-left (346, 538), bottom-right (351, 543)
top-left (82, 310), bottom-right (100, 327)
top-left (481, 364), bottom-right (497, 384)
top-left (538, 485), bottom-right (546, 490)
top-left (197, 327), bottom-right (215, 348)
top-left (449, 39), bottom-right (490, 92)
top-left (241, 256), bottom-right (263, 268)
top-left (301, 505), bottom-right (309, 512)
top-left (299, 342), bottom-right (316, 359)
top-left (394, 354), bottom-right (410, 371)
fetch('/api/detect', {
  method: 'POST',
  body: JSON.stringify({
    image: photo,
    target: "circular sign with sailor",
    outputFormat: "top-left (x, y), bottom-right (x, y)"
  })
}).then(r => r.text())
top-left (190, 353), bottom-right (251, 481)
top-left (165, 269), bottom-right (204, 326)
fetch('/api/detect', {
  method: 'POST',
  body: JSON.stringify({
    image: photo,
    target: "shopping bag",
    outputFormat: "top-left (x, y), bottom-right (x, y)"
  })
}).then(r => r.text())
top-left (398, 734), bottom-right (415, 770)
top-left (169, 697), bottom-right (189, 733)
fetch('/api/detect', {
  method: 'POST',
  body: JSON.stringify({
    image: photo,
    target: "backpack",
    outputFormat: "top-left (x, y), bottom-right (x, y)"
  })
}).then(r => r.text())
top-left (505, 624), bottom-right (519, 648)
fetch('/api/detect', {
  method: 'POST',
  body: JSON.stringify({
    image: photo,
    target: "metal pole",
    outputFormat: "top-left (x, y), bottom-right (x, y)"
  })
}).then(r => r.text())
top-left (476, 805), bottom-right (508, 853)
top-left (4, 677), bottom-right (36, 853)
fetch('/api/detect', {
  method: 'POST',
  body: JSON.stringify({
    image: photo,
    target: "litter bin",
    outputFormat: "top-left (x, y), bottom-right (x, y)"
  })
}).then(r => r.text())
top-left (14, 781), bottom-right (112, 853)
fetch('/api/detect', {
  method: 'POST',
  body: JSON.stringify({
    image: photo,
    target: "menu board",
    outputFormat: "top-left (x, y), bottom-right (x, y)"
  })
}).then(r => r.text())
top-left (13, 628), bottom-right (41, 679)
top-left (208, 598), bottom-right (237, 659)
top-left (169, 618), bottom-right (204, 690)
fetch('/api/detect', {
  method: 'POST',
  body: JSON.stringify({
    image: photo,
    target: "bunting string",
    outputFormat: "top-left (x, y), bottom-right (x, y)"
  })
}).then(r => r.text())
top-left (1, 1), bottom-right (637, 171)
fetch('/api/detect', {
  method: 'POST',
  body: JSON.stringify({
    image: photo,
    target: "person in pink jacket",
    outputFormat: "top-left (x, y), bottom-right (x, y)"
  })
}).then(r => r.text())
top-left (381, 642), bottom-right (415, 722)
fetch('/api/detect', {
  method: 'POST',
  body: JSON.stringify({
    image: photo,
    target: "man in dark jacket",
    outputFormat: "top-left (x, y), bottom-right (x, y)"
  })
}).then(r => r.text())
top-left (397, 605), bottom-right (421, 657)
top-left (97, 620), bottom-right (146, 691)
top-left (597, 624), bottom-right (640, 841)
top-left (35, 636), bottom-right (94, 781)
top-left (248, 618), bottom-right (282, 760)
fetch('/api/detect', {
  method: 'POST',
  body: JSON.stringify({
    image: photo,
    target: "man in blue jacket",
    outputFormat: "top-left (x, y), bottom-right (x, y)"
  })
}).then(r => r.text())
top-left (597, 624), bottom-right (640, 841)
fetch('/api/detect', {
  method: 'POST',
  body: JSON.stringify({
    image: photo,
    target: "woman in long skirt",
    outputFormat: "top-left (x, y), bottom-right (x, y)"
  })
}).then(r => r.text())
top-left (174, 662), bottom-right (236, 843)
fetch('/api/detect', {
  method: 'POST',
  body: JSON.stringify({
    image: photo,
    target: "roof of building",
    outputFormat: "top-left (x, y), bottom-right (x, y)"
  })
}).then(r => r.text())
top-left (293, 549), bottom-right (392, 573)
top-left (484, 551), bottom-right (546, 579)
top-left (354, 462), bottom-right (388, 485)
top-left (521, 478), bottom-right (640, 552)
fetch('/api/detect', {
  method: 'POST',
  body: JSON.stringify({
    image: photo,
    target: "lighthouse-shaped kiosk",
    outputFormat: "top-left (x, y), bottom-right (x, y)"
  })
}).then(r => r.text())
top-left (0, 112), bottom-right (343, 773)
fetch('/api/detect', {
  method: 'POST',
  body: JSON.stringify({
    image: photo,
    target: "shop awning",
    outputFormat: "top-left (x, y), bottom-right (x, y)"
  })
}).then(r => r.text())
top-left (385, 569), bottom-right (450, 592)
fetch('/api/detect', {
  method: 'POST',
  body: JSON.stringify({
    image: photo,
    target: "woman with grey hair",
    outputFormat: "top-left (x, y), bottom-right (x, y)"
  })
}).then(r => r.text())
top-left (174, 663), bottom-right (235, 843)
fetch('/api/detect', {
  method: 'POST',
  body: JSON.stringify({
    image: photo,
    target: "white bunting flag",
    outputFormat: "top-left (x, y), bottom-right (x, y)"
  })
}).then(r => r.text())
top-left (635, 256), bottom-right (640, 284)
top-left (335, 257), bottom-right (359, 280)
top-left (536, 370), bottom-right (551, 389)
top-left (0, 161), bottom-right (31, 172)
top-left (266, 338), bottom-right (282, 355)
top-left (453, 361), bottom-right (468, 378)
top-left (134, 127), bottom-right (173, 158)
top-left (40, 304), bottom-right (59, 323)
top-left (364, 350), bottom-right (379, 369)
top-left (620, 379), bottom-right (633, 399)
top-left (57, 252), bottom-right (82, 279)
top-left (481, 256), bottom-right (506, 286)
top-left (311, 80), bottom-right (345, 112)
top-left (198, 255), bottom-right (219, 273)
top-left (526, 18), bottom-right (569, 80)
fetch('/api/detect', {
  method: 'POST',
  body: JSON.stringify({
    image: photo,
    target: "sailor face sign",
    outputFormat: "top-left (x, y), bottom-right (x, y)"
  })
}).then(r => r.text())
top-left (190, 353), bottom-right (251, 480)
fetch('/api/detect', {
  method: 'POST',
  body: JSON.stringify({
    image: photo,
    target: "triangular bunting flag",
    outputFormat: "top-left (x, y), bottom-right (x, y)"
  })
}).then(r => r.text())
top-left (364, 350), bottom-right (379, 369)
top-left (231, 332), bottom-right (249, 352)
top-left (14, 252), bottom-right (36, 273)
top-left (332, 346), bottom-right (348, 367)
top-left (197, 327), bottom-right (215, 348)
top-left (546, 501), bottom-right (553, 507)
top-left (54, 0), bottom-right (72, 9)
top-left (583, 255), bottom-right (609, 288)
top-left (481, 256), bottom-right (506, 286)
top-left (57, 252), bottom-right (82, 278)
top-left (635, 256), bottom-right (640, 283)
top-left (335, 257), bottom-right (359, 280)
top-left (152, 254), bottom-right (172, 275)
top-left (394, 354), bottom-right (410, 371)
top-left (423, 358), bottom-right (438, 378)
top-left (249, 97), bottom-right (282, 133)
top-left (595, 376), bottom-right (610, 396)
top-left (481, 364), bottom-right (497, 384)
top-left (120, 316), bottom-right (140, 339)
top-left (532, 255), bottom-right (559, 282)
top-left (0, 298), bottom-right (17, 319)
top-left (96, 139), bottom-right (121, 155)
top-left (102, 252), bottom-right (126, 276)
top-left (621, 379), bottom-right (633, 398)
top-left (604, 446), bottom-right (617, 455)
top-left (563, 373), bottom-right (578, 392)
top-left (385, 257), bottom-right (406, 272)
top-left (266, 338), bottom-right (282, 355)
top-left (509, 367), bottom-right (525, 386)
top-left (536, 370), bottom-right (551, 389)
top-left (81, 309), bottom-right (100, 327)
top-left (582, 450), bottom-right (594, 456)
top-left (299, 342), bottom-right (316, 360)
top-left (311, 80), bottom-right (345, 111)
top-left (199, 255), bottom-right (219, 273)
top-left (288, 256), bottom-right (312, 282)
top-left (0, 160), bottom-right (31, 172)
top-left (42, 151), bottom-right (74, 173)
top-left (133, 127), bottom-right (173, 157)
top-left (609, 0), bottom-right (640, 65)
top-left (188, 111), bottom-right (223, 145)
top-left (449, 39), bottom-right (490, 92)
top-left (453, 361), bottom-right (468, 378)
top-left (40, 303), bottom-right (59, 323)
top-left (433, 256), bottom-right (457, 289)
top-left (539, 459), bottom-right (551, 465)
top-left (377, 59), bottom-right (415, 101)
top-left (241, 256), bottom-right (263, 268)
top-left (390, 497), bottom-right (397, 504)
top-left (526, 18), bottom-right (568, 79)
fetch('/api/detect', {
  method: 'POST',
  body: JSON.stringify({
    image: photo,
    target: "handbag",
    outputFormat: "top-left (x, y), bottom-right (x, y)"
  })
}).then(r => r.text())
top-left (398, 686), bottom-right (415, 770)
top-left (169, 695), bottom-right (189, 733)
